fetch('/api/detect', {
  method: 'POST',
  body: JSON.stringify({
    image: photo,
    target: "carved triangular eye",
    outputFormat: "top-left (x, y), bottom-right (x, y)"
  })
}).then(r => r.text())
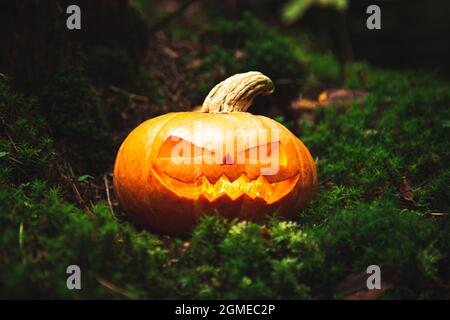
top-left (236, 142), bottom-right (287, 166)
top-left (157, 136), bottom-right (208, 159)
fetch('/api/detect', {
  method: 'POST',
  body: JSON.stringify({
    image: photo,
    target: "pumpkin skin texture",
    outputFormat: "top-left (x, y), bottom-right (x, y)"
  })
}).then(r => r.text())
top-left (113, 72), bottom-right (317, 235)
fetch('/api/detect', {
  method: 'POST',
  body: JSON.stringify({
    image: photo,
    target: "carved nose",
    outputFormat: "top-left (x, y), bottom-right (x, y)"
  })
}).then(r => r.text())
top-left (222, 153), bottom-right (234, 165)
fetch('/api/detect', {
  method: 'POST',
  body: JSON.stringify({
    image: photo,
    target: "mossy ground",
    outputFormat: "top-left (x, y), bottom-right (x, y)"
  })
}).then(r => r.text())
top-left (0, 8), bottom-right (449, 299)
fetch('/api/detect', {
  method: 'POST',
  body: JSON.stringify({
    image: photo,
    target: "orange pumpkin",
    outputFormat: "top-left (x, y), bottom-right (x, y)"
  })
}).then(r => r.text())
top-left (113, 72), bottom-right (317, 234)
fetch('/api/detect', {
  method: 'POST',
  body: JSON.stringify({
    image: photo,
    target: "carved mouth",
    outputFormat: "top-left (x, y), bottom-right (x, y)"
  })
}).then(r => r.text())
top-left (153, 172), bottom-right (299, 203)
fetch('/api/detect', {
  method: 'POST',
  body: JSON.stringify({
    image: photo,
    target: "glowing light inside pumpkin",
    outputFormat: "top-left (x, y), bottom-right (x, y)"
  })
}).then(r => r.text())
top-left (154, 172), bottom-right (300, 203)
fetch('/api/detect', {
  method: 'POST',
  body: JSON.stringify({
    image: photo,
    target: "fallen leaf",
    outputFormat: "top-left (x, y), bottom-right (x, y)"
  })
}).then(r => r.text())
top-left (290, 97), bottom-right (319, 111)
top-left (345, 284), bottom-right (393, 300)
top-left (337, 267), bottom-right (395, 300)
top-left (398, 176), bottom-right (415, 204)
top-left (162, 46), bottom-right (179, 59)
top-left (290, 89), bottom-right (368, 116)
top-left (318, 89), bottom-right (367, 106)
top-left (430, 153), bottom-right (441, 163)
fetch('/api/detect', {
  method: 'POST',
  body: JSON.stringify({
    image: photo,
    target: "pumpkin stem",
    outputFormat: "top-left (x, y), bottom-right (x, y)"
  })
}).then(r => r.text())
top-left (202, 71), bottom-right (274, 113)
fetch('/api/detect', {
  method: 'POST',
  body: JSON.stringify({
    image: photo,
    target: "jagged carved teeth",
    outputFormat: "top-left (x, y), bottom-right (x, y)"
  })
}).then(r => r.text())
top-left (157, 172), bottom-right (299, 203)
top-left (197, 174), bottom-right (273, 200)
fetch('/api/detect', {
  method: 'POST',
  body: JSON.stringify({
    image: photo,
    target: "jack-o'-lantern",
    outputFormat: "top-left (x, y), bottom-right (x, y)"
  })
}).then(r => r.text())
top-left (113, 72), bottom-right (317, 234)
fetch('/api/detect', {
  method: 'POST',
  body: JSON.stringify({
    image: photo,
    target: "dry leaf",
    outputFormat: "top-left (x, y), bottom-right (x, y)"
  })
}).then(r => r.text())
top-left (290, 89), bottom-right (368, 120)
top-left (291, 97), bottom-right (319, 111)
top-left (162, 46), bottom-right (179, 59)
top-left (398, 176), bottom-right (415, 204)
top-left (318, 89), bottom-right (367, 106)
top-left (430, 153), bottom-right (441, 164)
top-left (337, 268), bottom-right (395, 300)
top-left (345, 284), bottom-right (394, 300)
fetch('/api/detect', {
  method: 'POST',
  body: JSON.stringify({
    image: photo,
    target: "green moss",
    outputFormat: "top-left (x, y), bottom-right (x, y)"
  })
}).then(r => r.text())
top-left (0, 77), bottom-right (56, 183)
top-left (303, 52), bottom-right (341, 92)
top-left (244, 34), bottom-right (307, 79)
top-left (1, 44), bottom-right (449, 298)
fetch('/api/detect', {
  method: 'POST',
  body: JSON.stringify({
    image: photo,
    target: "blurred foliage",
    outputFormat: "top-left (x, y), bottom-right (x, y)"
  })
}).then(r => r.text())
top-left (84, 44), bottom-right (160, 96)
top-left (196, 12), bottom-right (309, 99)
top-left (33, 43), bottom-right (162, 173)
top-left (41, 65), bottom-right (111, 173)
top-left (283, 0), bottom-right (348, 22)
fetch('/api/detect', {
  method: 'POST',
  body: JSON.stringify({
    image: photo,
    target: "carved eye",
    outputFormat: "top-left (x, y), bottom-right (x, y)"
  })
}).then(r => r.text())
top-left (157, 136), bottom-right (207, 161)
top-left (237, 142), bottom-right (287, 167)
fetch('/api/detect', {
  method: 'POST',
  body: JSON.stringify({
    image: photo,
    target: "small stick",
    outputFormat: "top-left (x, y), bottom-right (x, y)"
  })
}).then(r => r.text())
top-left (96, 276), bottom-right (136, 299)
top-left (67, 164), bottom-right (85, 205)
top-left (1, 117), bottom-right (18, 152)
top-left (319, 176), bottom-right (334, 186)
top-left (103, 173), bottom-right (117, 220)
top-left (109, 86), bottom-right (149, 103)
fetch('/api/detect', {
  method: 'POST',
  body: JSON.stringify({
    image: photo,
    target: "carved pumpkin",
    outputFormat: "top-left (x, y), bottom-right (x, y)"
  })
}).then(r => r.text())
top-left (113, 72), bottom-right (317, 234)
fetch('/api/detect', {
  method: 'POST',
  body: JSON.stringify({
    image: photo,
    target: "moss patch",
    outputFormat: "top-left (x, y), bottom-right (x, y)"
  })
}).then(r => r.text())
top-left (1, 60), bottom-right (449, 298)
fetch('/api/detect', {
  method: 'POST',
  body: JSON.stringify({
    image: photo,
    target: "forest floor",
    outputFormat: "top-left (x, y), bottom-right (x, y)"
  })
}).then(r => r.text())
top-left (0, 3), bottom-right (449, 299)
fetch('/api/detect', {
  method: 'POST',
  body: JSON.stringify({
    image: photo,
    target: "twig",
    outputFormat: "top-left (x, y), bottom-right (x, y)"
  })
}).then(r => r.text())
top-left (103, 173), bottom-right (117, 220)
top-left (63, 162), bottom-right (95, 218)
top-left (319, 176), bottom-right (334, 186)
top-left (67, 164), bottom-right (85, 205)
top-left (96, 276), bottom-right (136, 299)
top-left (5, 132), bottom-right (18, 152)
top-left (1, 117), bottom-right (19, 152)
top-left (109, 86), bottom-right (149, 103)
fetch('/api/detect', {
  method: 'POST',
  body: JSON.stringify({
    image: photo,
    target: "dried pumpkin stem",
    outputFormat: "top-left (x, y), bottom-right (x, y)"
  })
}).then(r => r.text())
top-left (202, 71), bottom-right (274, 113)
